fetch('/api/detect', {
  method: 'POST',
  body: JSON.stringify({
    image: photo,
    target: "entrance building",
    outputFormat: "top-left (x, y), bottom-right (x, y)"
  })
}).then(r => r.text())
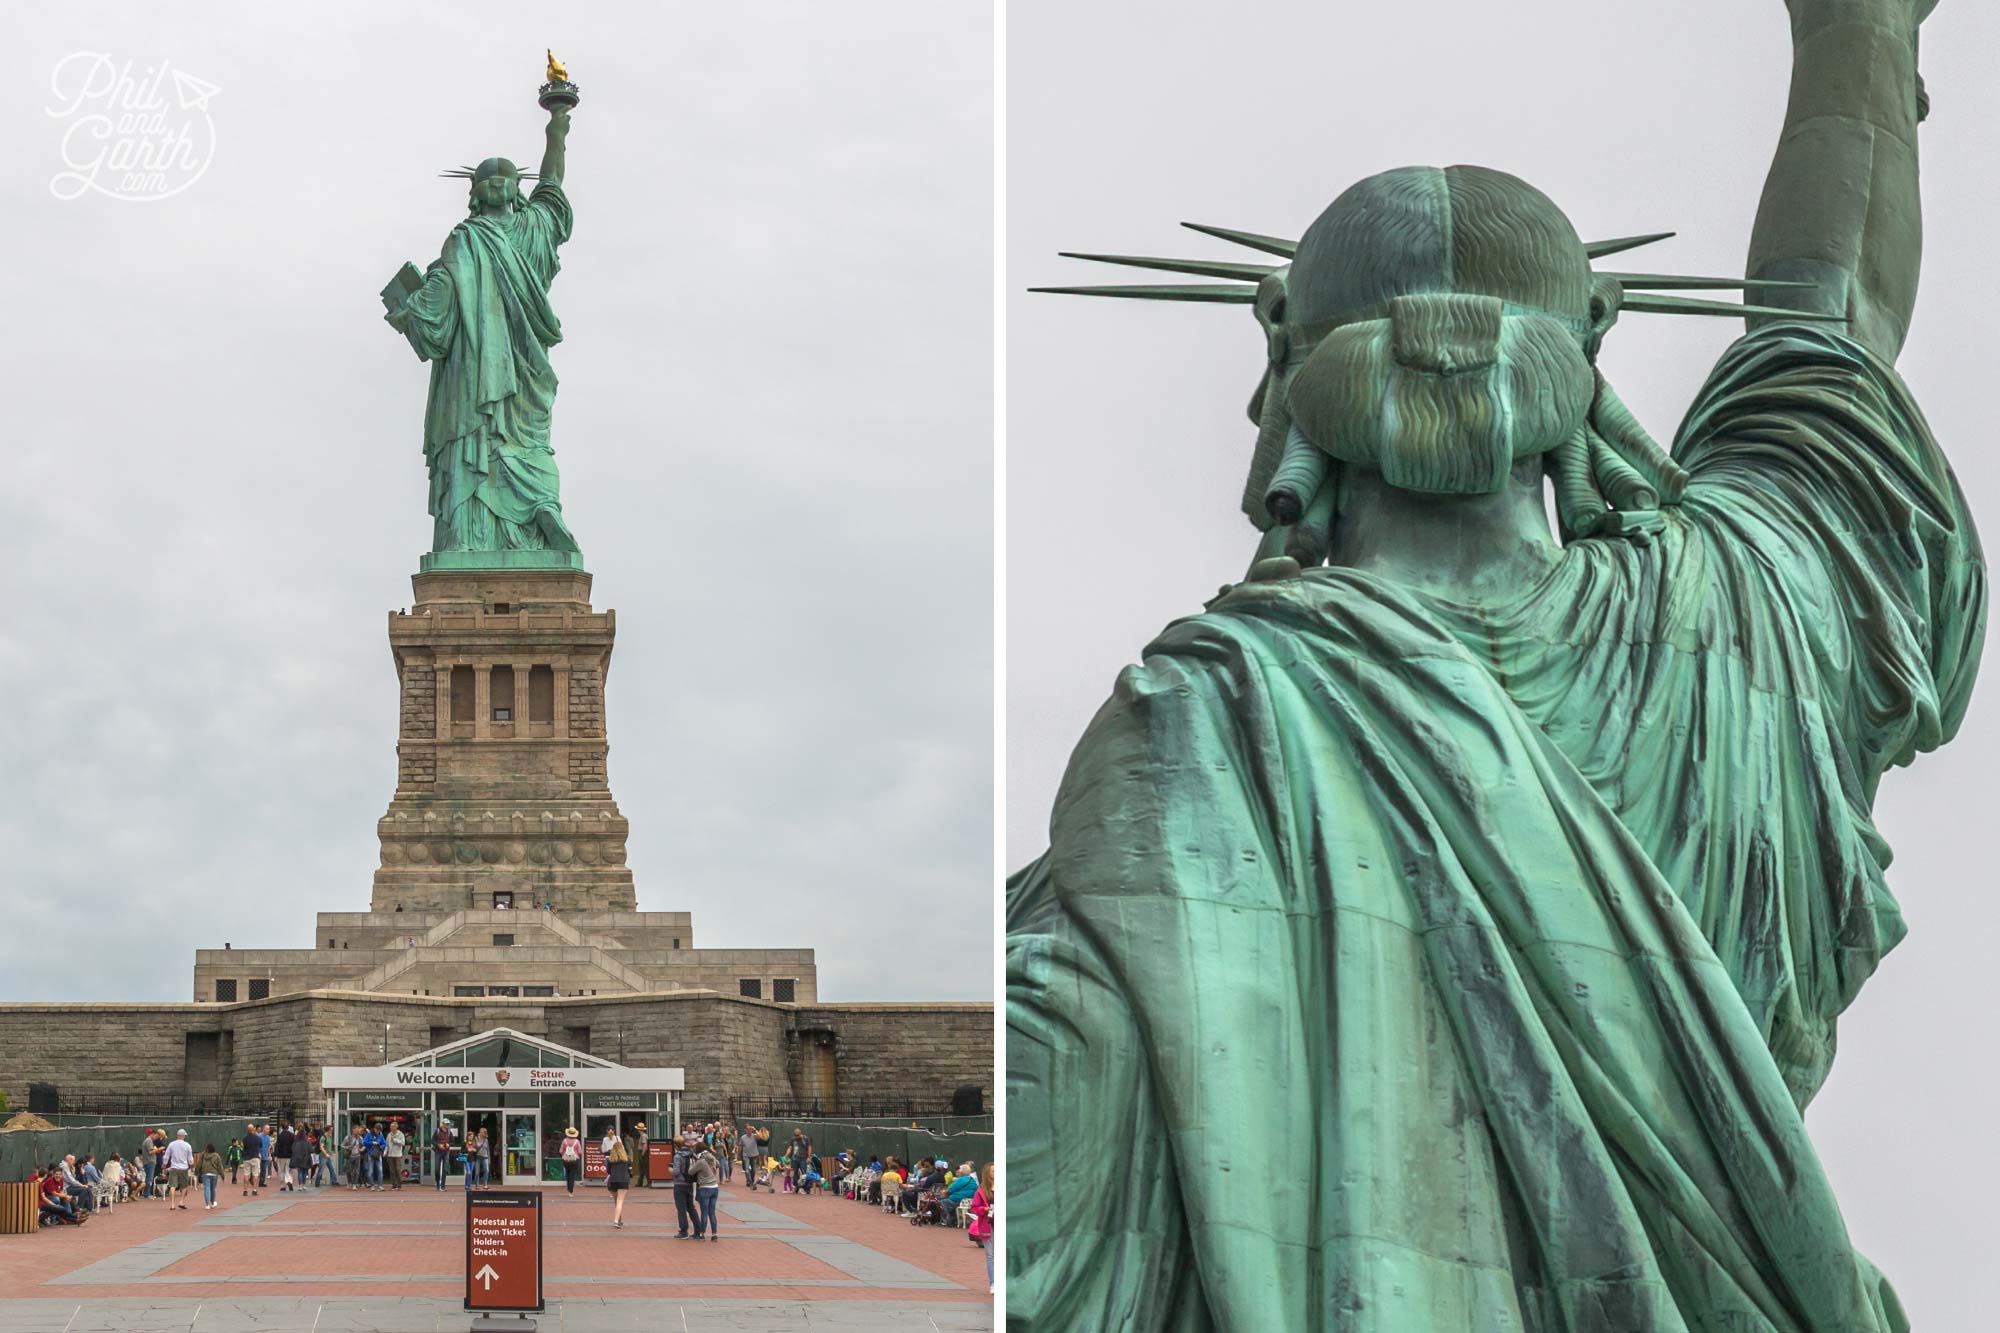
top-left (322, 1027), bottom-right (683, 1185)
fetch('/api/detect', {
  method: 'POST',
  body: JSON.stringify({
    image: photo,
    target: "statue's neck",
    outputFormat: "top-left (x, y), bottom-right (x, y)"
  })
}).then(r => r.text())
top-left (1324, 457), bottom-right (1560, 604)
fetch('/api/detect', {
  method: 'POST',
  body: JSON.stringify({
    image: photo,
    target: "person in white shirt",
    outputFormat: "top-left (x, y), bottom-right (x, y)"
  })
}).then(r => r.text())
top-left (163, 1130), bottom-right (197, 1210)
top-left (385, 1125), bottom-right (407, 1189)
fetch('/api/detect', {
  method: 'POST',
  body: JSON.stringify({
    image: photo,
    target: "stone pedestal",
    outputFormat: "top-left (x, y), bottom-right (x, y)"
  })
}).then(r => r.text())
top-left (373, 567), bottom-right (635, 914)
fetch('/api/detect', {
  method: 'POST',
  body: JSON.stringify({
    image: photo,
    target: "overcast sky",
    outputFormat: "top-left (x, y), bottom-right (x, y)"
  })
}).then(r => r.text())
top-left (0, 1), bottom-right (993, 1004)
top-left (1008, 0), bottom-right (2000, 1322)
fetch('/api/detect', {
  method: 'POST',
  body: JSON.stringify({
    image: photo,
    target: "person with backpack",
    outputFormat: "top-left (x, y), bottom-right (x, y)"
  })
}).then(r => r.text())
top-left (671, 1136), bottom-right (697, 1238)
top-left (692, 1141), bottom-right (721, 1240)
top-left (361, 1122), bottom-right (385, 1190)
top-left (313, 1125), bottom-right (335, 1187)
top-left (558, 1126), bottom-right (584, 1194)
top-left (197, 1143), bottom-right (225, 1211)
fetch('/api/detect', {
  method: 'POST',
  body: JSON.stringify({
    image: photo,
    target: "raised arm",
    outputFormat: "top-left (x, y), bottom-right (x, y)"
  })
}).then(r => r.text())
top-left (539, 104), bottom-right (570, 188)
top-left (1746, 0), bottom-right (1934, 362)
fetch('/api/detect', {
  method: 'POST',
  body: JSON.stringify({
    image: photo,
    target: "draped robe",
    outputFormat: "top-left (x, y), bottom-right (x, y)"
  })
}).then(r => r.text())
top-left (1006, 325), bottom-right (1985, 1331)
top-left (388, 181), bottom-right (579, 554)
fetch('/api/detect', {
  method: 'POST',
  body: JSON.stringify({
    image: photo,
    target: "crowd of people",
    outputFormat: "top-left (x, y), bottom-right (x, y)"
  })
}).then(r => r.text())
top-left (30, 1117), bottom-right (420, 1227)
top-left (30, 1126), bottom-right (227, 1223)
top-left (659, 1119), bottom-right (998, 1292)
top-left (26, 1115), bottom-right (1001, 1292)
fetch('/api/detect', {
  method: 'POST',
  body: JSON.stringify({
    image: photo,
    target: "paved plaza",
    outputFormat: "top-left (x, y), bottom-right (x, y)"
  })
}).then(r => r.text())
top-left (0, 1183), bottom-right (992, 1331)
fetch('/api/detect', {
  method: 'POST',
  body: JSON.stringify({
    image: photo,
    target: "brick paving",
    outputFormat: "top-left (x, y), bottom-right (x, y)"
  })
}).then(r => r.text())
top-left (0, 1182), bottom-right (992, 1329)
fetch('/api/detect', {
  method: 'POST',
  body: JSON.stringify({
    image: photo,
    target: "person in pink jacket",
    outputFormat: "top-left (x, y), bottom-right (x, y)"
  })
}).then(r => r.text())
top-left (968, 1163), bottom-right (997, 1294)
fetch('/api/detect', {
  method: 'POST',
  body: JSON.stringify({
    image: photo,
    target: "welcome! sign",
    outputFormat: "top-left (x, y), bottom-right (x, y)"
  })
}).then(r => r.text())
top-left (324, 1064), bottom-right (684, 1092)
top-left (465, 1189), bottom-right (543, 1314)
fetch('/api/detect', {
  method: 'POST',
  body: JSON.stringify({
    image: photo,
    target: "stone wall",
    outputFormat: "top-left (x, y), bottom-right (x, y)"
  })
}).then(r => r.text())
top-left (0, 992), bottom-right (991, 1124)
top-left (792, 1004), bottom-right (995, 1115)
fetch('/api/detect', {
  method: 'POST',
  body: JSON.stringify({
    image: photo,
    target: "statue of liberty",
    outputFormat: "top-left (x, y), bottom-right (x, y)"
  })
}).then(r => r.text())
top-left (1009, 0), bottom-right (1982, 1329)
top-left (383, 56), bottom-right (583, 569)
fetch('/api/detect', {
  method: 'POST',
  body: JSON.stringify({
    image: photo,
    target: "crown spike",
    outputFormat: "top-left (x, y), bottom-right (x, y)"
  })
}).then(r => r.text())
top-left (1028, 283), bottom-right (1259, 303)
top-left (1621, 293), bottom-right (1846, 321)
top-left (1600, 272), bottom-right (1818, 291)
top-left (1060, 252), bottom-right (1280, 282)
top-left (1179, 222), bottom-right (1297, 258)
top-left (1584, 232), bottom-right (1676, 259)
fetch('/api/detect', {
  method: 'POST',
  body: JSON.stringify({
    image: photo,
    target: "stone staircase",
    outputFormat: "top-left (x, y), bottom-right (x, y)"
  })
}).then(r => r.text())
top-left (352, 908), bottom-right (651, 995)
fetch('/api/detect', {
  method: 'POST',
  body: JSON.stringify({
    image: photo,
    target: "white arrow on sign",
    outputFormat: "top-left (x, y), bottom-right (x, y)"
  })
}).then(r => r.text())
top-left (474, 1264), bottom-right (500, 1290)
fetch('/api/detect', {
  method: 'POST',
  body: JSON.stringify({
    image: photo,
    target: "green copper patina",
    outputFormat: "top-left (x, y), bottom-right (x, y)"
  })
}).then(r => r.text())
top-left (1009, 1), bottom-right (1980, 1329)
top-left (383, 63), bottom-right (582, 572)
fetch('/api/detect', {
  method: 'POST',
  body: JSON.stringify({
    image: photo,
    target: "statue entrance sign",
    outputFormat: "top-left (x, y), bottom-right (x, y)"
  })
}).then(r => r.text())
top-left (383, 54), bottom-right (584, 572)
top-left (1007, 2), bottom-right (1983, 1330)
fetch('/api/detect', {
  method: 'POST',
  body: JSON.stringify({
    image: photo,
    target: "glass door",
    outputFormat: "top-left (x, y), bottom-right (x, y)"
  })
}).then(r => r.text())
top-left (502, 1111), bottom-right (539, 1185)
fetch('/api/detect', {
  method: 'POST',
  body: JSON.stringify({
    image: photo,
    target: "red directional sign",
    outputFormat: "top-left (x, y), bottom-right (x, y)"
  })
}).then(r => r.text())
top-left (646, 1141), bottom-right (675, 1186)
top-left (465, 1189), bottom-right (543, 1313)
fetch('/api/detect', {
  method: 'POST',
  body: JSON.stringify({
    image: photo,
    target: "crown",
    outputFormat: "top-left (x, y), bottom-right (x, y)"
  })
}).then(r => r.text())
top-left (1030, 224), bottom-right (1836, 323)
top-left (438, 165), bottom-right (540, 181)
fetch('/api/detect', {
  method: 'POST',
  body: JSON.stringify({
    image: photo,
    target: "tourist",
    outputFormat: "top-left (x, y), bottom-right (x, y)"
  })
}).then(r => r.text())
top-left (257, 1123), bottom-right (275, 1191)
top-left (56, 1156), bottom-right (91, 1214)
top-left (969, 1163), bottom-right (996, 1293)
top-left (198, 1142), bottom-right (224, 1210)
top-left (384, 1121), bottom-right (406, 1189)
top-left (35, 1167), bottom-right (83, 1225)
top-left (346, 1123), bottom-right (366, 1189)
top-left (101, 1154), bottom-right (128, 1202)
top-left (275, 1123), bottom-right (296, 1190)
top-left (692, 1139), bottom-right (720, 1241)
top-left (737, 1124), bottom-right (762, 1191)
top-left (558, 1126), bottom-right (584, 1194)
top-left (292, 1123), bottom-right (314, 1190)
top-left (431, 1119), bottom-right (452, 1190)
top-left (878, 1159), bottom-right (904, 1210)
top-left (946, 1162), bottom-right (978, 1220)
top-left (604, 1129), bottom-right (631, 1228)
top-left (671, 1135), bottom-right (697, 1237)
top-left (164, 1129), bottom-right (196, 1210)
top-left (313, 1125), bottom-right (335, 1187)
top-left (363, 1121), bottom-right (385, 1190)
top-left (240, 1125), bottom-right (261, 1196)
top-left (715, 1122), bottom-right (732, 1183)
top-left (786, 1129), bottom-right (812, 1193)
top-left (225, 1137), bottom-right (243, 1184)
top-left (478, 1127), bottom-right (495, 1185)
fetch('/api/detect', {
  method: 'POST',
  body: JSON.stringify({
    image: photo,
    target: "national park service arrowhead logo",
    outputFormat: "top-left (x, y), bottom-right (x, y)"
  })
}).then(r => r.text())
top-left (494, 1070), bottom-right (511, 1085)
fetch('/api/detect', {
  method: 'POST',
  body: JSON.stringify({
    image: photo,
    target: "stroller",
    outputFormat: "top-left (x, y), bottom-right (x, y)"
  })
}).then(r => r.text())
top-left (910, 1186), bottom-right (949, 1226)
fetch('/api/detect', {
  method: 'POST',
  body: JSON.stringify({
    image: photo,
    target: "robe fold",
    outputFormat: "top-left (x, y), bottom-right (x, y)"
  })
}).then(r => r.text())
top-left (1006, 325), bottom-right (1984, 1331)
top-left (389, 181), bottom-right (579, 554)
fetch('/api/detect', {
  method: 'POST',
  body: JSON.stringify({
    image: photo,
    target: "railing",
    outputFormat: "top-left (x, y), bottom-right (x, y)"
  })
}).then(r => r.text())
top-left (36, 1097), bottom-right (277, 1119)
top-left (721, 1100), bottom-right (986, 1121)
